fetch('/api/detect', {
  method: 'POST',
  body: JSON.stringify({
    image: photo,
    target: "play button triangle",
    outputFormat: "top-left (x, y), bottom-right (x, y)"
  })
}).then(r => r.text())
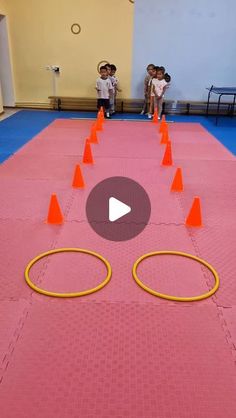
top-left (109, 197), bottom-right (131, 222)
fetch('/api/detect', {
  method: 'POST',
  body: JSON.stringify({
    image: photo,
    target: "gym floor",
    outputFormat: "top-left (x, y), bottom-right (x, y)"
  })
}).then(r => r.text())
top-left (0, 110), bottom-right (236, 417)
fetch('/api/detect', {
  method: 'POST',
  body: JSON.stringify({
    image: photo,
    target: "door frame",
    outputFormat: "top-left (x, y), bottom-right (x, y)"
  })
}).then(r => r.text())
top-left (0, 14), bottom-right (15, 107)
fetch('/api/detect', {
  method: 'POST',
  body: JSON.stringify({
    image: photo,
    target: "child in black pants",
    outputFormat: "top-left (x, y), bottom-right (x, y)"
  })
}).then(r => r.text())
top-left (96, 66), bottom-right (113, 118)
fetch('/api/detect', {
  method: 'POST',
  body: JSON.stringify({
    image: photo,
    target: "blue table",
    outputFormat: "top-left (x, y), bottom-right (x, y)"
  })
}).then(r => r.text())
top-left (206, 86), bottom-right (236, 125)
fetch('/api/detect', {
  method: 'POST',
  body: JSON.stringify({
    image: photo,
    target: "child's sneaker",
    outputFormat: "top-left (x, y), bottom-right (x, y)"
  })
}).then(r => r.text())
top-left (148, 113), bottom-right (152, 119)
top-left (106, 112), bottom-right (110, 119)
top-left (140, 110), bottom-right (145, 115)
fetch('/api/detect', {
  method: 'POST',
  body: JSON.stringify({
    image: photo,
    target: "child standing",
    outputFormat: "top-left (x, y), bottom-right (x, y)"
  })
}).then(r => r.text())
top-left (141, 64), bottom-right (155, 115)
top-left (105, 64), bottom-right (115, 115)
top-left (110, 64), bottom-right (122, 114)
top-left (96, 66), bottom-right (113, 118)
top-left (152, 67), bottom-right (169, 119)
top-left (148, 66), bottom-right (157, 118)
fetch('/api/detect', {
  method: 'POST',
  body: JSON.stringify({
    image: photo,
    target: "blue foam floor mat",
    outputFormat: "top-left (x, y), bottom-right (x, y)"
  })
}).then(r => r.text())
top-left (0, 110), bottom-right (235, 164)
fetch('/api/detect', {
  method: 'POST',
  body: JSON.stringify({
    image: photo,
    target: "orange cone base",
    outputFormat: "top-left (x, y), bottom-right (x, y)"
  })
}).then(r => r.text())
top-left (159, 121), bottom-right (168, 134)
top-left (83, 140), bottom-right (94, 164)
top-left (161, 142), bottom-right (173, 166)
top-left (185, 197), bottom-right (202, 227)
top-left (46, 194), bottom-right (64, 224)
top-left (152, 111), bottom-right (158, 123)
top-left (160, 130), bottom-right (169, 144)
top-left (72, 164), bottom-right (85, 188)
top-left (95, 119), bottom-right (103, 131)
top-left (89, 130), bottom-right (99, 144)
top-left (171, 168), bottom-right (183, 192)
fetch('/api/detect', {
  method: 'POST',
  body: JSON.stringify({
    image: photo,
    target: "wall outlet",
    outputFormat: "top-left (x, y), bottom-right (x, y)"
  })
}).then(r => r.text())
top-left (45, 65), bottom-right (61, 73)
top-left (51, 66), bottom-right (60, 73)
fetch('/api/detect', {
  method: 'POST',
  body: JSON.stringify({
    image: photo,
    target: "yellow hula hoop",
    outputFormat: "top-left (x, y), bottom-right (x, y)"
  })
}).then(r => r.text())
top-left (132, 251), bottom-right (220, 302)
top-left (24, 248), bottom-right (112, 298)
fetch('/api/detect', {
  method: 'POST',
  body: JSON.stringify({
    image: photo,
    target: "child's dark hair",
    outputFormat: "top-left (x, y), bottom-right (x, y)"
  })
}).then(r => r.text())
top-left (159, 66), bottom-right (166, 73)
top-left (164, 73), bottom-right (171, 83)
top-left (110, 64), bottom-right (117, 71)
top-left (146, 64), bottom-right (155, 70)
top-left (100, 65), bottom-right (108, 71)
top-left (156, 66), bottom-right (165, 75)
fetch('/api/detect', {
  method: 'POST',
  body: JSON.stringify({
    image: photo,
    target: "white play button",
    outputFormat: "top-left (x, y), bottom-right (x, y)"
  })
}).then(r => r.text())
top-left (86, 177), bottom-right (151, 241)
top-left (109, 197), bottom-right (131, 222)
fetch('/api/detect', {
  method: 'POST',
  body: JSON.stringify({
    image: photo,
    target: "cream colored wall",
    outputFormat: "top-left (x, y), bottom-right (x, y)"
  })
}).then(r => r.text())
top-left (3, 0), bottom-right (134, 106)
top-left (0, 0), bottom-right (7, 112)
top-left (0, 0), bottom-right (7, 14)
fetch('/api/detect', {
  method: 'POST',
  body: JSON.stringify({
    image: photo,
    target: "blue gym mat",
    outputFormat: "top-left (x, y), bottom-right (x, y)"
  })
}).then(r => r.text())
top-left (0, 110), bottom-right (235, 163)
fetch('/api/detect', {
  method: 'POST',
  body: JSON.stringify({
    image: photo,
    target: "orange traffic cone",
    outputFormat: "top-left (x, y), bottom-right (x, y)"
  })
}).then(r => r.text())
top-left (171, 168), bottom-right (183, 192)
top-left (72, 164), bottom-right (85, 188)
top-left (99, 112), bottom-right (105, 122)
top-left (185, 197), bottom-right (202, 227)
top-left (152, 110), bottom-right (158, 124)
top-left (159, 119), bottom-right (168, 134)
top-left (96, 117), bottom-right (103, 131)
top-left (162, 115), bottom-right (166, 121)
top-left (161, 141), bottom-right (173, 166)
top-left (83, 139), bottom-right (94, 164)
top-left (99, 107), bottom-right (105, 120)
top-left (160, 130), bottom-right (169, 144)
top-left (46, 194), bottom-right (64, 224)
top-left (89, 128), bottom-right (99, 144)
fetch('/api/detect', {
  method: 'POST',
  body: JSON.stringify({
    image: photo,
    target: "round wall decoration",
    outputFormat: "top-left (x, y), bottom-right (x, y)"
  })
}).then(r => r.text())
top-left (71, 23), bottom-right (81, 35)
top-left (97, 60), bottom-right (110, 73)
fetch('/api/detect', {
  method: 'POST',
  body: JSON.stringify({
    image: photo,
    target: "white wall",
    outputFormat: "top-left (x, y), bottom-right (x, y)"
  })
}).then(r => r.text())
top-left (132, 0), bottom-right (236, 101)
top-left (0, 15), bottom-right (15, 106)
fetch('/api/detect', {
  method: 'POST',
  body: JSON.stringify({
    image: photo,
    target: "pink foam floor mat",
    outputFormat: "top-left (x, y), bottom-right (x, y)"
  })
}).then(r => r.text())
top-left (29, 222), bottom-right (214, 305)
top-left (0, 300), bottom-right (30, 366)
top-left (0, 178), bottom-right (73, 220)
top-left (0, 118), bottom-right (236, 417)
top-left (0, 219), bottom-right (63, 300)
top-left (0, 302), bottom-right (236, 418)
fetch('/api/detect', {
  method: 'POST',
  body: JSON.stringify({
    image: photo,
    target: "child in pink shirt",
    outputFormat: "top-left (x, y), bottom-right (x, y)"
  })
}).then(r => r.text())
top-left (152, 67), bottom-right (170, 119)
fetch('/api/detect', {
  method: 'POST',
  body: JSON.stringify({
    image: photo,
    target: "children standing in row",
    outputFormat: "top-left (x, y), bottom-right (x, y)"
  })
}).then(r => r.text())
top-left (96, 62), bottom-right (170, 118)
top-left (142, 64), bottom-right (171, 119)
top-left (96, 63), bottom-right (122, 118)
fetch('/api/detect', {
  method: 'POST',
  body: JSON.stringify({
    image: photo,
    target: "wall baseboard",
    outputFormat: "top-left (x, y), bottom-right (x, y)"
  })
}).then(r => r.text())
top-left (15, 102), bottom-right (52, 110)
top-left (12, 99), bottom-right (236, 116)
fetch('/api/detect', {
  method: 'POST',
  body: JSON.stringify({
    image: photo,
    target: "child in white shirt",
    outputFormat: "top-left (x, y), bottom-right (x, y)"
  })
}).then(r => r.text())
top-left (96, 66), bottom-right (113, 118)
